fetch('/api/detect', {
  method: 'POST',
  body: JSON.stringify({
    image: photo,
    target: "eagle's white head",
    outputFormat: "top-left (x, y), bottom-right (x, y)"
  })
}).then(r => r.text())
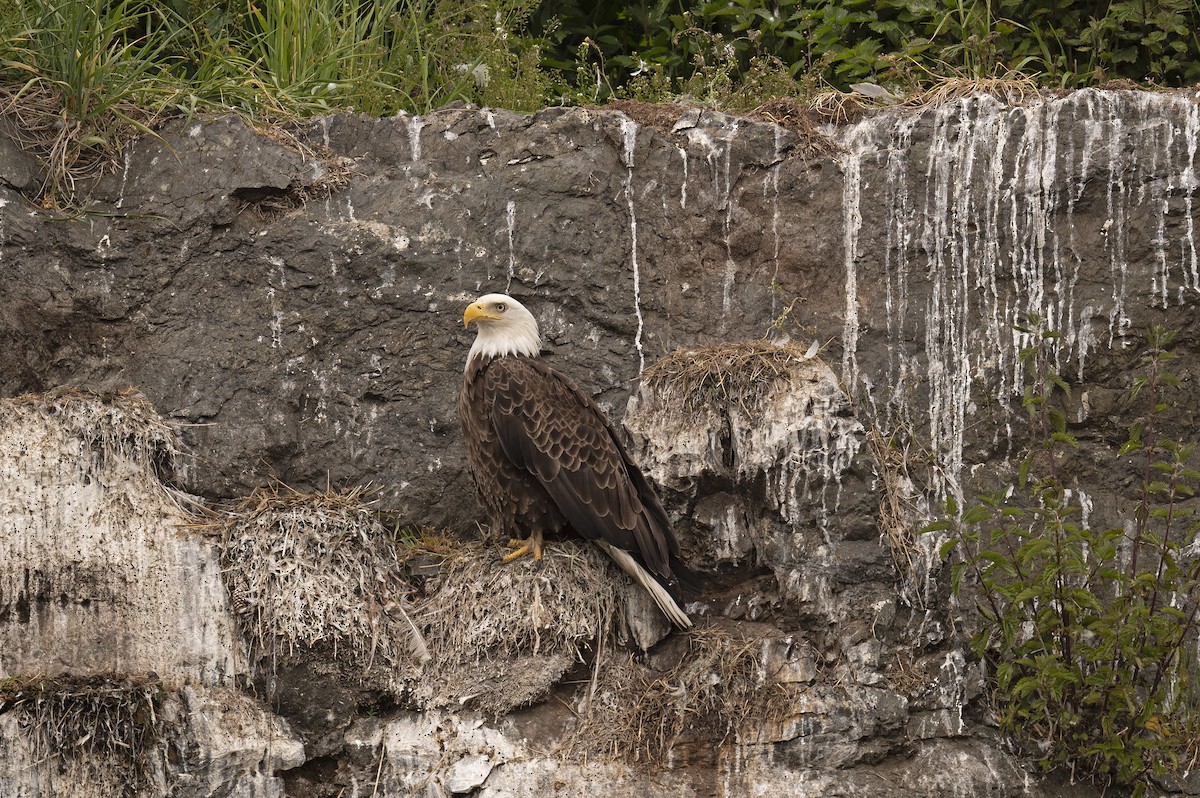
top-left (463, 293), bottom-right (541, 367)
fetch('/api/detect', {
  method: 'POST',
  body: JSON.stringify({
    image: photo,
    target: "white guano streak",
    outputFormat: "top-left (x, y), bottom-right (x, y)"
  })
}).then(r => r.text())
top-left (837, 89), bottom-right (1200, 499)
top-left (505, 200), bottom-right (516, 293)
top-left (620, 116), bottom-right (645, 374)
top-left (840, 127), bottom-right (866, 391)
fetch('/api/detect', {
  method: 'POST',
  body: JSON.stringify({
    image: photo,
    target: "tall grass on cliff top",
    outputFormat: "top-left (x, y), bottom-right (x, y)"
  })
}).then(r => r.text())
top-left (0, 0), bottom-right (183, 199)
top-left (0, 0), bottom-right (547, 203)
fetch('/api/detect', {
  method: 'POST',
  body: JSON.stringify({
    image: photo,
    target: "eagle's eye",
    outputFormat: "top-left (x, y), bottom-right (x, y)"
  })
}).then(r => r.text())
top-left (495, 302), bottom-right (507, 312)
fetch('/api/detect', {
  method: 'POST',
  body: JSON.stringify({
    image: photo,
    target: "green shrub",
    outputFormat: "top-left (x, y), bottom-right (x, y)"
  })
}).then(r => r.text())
top-left (537, 0), bottom-right (1200, 99)
top-left (930, 322), bottom-right (1200, 791)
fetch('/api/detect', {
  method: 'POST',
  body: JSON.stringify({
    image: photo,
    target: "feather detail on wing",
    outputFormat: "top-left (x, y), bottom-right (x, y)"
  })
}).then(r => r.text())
top-left (485, 357), bottom-right (679, 584)
top-left (594, 540), bottom-right (693, 629)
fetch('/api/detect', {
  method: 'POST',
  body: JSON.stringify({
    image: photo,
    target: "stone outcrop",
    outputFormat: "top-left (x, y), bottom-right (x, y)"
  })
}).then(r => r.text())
top-left (2, 88), bottom-right (1199, 796)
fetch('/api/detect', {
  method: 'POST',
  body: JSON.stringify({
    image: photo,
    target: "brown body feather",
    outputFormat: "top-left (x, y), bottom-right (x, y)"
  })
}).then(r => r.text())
top-left (459, 353), bottom-right (683, 587)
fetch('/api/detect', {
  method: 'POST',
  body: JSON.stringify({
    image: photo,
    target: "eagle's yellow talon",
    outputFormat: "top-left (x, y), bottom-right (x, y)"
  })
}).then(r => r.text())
top-left (501, 544), bottom-right (531, 563)
top-left (500, 532), bottom-right (543, 563)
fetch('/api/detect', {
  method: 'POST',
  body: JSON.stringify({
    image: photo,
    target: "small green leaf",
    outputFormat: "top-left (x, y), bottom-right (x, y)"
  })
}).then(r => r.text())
top-left (920, 519), bottom-right (952, 535)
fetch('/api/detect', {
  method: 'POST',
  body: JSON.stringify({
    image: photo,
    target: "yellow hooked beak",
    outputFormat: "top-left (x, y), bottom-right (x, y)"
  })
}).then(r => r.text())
top-left (463, 302), bottom-right (500, 328)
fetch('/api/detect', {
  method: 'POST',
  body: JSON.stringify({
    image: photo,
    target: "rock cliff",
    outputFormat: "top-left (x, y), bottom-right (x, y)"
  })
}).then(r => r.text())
top-left (1, 88), bottom-right (1199, 796)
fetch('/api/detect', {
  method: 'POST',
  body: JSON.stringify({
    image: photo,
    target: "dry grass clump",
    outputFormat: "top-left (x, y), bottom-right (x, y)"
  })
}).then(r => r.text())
top-left (867, 428), bottom-right (926, 602)
top-left (915, 74), bottom-right (1041, 106)
top-left (212, 480), bottom-right (620, 713)
top-left (749, 96), bottom-right (842, 159)
top-left (640, 341), bottom-right (820, 414)
top-left (0, 386), bottom-right (180, 481)
top-left (233, 126), bottom-right (356, 217)
top-left (0, 674), bottom-right (166, 796)
top-left (0, 82), bottom-right (162, 205)
top-left (809, 73), bottom-right (1043, 124)
top-left (412, 540), bottom-right (618, 715)
top-left (235, 159), bottom-right (354, 216)
top-left (883, 650), bottom-right (936, 698)
top-left (212, 483), bottom-right (427, 686)
top-left (574, 625), bottom-right (796, 762)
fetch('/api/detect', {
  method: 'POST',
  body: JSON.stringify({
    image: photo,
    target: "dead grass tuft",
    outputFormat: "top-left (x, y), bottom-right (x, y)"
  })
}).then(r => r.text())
top-left (748, 96), bottom-right (842, 158)
top-left (411, 539), bottom-right (618, 715)
top-left (808, 89), bottom-right (878, 125)
top-left (210, 482), bottom-right (428, 688)
top-left (810, 73), bottom-right (1043, 125)
top-left (574, 625), bottom-right (797, 762)
top-left (883, 650), bottom-right (934, 698)
top-left (0, 673), bottom-right (167, 796)
top-left (0, 386), bottom-right (180, 482)
top-left (915, 74), bottom-right (1042, 106)
top-left (234, 124), bottom-right (356, 216)
top-left (640, 340), bottom-right (821, 414)
top-left (867, 428), bottom-right (926, 603)
top-left (603, 99), bottom-right (694, 133)
top-left (0, 84), bottom-right (162, 206)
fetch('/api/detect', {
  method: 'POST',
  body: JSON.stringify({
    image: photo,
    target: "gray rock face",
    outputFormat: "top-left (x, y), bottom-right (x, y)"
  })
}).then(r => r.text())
top-left (2, 89), bottom-right (1199, 796)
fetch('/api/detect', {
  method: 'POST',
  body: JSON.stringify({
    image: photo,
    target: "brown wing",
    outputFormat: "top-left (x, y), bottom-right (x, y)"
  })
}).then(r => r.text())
top-left (484, 357), bottom-right (679, 583)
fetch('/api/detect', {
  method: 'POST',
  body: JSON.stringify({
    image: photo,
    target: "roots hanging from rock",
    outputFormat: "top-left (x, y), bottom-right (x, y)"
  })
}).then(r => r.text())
top-left (572, 625), bottom-right (799, 763)
top-left (0, 674), bottom-right (168, 797)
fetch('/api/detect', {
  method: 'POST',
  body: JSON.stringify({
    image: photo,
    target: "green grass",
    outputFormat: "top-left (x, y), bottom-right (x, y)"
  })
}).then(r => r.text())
top-left (1, 0), bottom-right (185, 199)
top-left (0, 0), bottom-right (548, 203)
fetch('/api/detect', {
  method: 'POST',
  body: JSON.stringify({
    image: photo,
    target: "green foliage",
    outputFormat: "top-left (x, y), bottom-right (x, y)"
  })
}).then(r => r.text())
top-left (187, 0), bottom-right (551, 115)
top-left (931, 321), bottom-right (1200, 789)
top-left (4, 0), bottom-right (180, 119)
top-left (537, 0), bottom-right (1200, 99)
top-left (1047, 0), bottom-right (1200, 86)
top-left (0, 0), bottom-right (193, 200)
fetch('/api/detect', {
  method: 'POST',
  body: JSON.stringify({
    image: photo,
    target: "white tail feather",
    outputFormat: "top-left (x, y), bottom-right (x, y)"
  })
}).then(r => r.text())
top-left (594, 540), bottom-right (693, 629)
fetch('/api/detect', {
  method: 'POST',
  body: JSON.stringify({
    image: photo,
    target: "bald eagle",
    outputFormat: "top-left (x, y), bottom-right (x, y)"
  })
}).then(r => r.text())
top-left (458, 293), bottom-right (693, 629)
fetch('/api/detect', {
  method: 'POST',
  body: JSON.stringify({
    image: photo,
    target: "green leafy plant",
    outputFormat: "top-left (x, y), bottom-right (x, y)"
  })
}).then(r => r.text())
top-left (930, 321), bottom-right (1200, 791)
top-left (537, 0), bottom-right (1200, 99)
top-left (1067, 0), bottom-right (1200, 85)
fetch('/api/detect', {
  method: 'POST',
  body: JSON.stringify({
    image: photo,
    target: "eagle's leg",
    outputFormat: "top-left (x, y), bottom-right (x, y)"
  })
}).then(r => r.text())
top-left (501, 529), bottom-right (543, 563)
